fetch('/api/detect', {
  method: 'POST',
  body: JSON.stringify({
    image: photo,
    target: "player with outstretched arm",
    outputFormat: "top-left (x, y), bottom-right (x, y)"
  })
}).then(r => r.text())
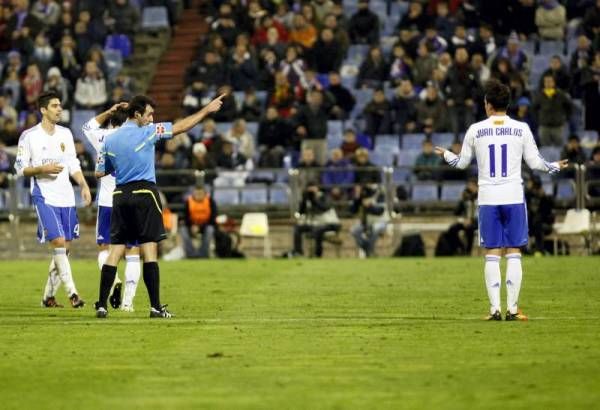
top-left (436, 80), bottom-right (568, 321)
top-left (94, 93), bottom-right (225, 318)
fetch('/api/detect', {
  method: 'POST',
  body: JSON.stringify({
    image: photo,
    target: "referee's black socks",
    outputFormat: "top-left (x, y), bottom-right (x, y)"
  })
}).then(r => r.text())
top-left (143, 262), bottom-right (161, 310)
top-left (99, 265), bottom-right (117, 309)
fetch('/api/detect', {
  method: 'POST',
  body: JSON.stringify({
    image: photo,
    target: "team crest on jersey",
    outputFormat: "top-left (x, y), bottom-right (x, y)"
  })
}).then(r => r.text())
top-left (60, 142), bottom-right (65, 152)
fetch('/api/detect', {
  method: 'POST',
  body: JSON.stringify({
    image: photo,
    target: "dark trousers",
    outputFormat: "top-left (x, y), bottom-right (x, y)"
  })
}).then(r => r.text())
top-left (293, 224), bottom-right (339, 257)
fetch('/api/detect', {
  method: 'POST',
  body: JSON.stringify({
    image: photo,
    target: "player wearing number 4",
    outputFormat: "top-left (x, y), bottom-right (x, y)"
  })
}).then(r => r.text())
top-left (436, 80), bottom-right (568, 321)
top-left (15, 91), bottom-right (92, 308)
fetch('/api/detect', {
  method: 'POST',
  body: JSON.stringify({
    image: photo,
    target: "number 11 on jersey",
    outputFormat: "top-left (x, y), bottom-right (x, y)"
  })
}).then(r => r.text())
top-left (488, 144), bottom-right (507, 178)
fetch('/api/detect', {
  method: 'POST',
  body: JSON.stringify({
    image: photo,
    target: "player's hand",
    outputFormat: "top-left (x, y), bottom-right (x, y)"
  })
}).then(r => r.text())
top-left (110, 102), bottom-right (128, 112)
top-left (40, 163), bottom-right (64, 175)
top-left (205, 93), bottom-right (227, 113)
top-left (81, 185), bottom-right (92, 207)
top-left (434, 146), bottom-right (447, 157)
top-left (557, 159), bottom-right (569, 170)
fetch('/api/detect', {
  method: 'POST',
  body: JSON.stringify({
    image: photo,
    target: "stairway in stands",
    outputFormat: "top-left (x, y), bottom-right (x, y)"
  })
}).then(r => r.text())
top-left (147, 0), bottom-right (207, 121)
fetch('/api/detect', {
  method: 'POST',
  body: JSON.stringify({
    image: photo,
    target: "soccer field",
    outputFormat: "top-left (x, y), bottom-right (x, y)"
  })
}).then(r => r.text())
top-left (0, 257), bottom-right (599, 409)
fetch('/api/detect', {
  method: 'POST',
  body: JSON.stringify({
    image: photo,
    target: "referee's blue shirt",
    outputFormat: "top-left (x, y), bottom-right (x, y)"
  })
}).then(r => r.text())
top-left (96, 120), bottom-right (173, 185)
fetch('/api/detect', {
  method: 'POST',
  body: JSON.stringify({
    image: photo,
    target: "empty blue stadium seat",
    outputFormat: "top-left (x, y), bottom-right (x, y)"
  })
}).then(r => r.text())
top-left (397, 149), bottom-right (420, 166)
top-left (213, 188), bottom-right (240, 205)
top-left (402, 133), bottom-right (426, 149)
top-left (539, 146), bottom-right (561, 162)
top-left (240, 186), bottom-right (268, 204)
top-left (412, 182), bottom-right (439, 201)
top-left (431, 133), bottom-right (455, 148)
top-left (328, 120), bottom-right (343, 137)
top-left (543, 181), bottom-right (554, 196)
top-left (556, 180), bottom-right (575, 199)
top-left (374, 134), bottom-right (400, 151)
top-left (347, 45), bottom-right (370, 65)
top-left (327, 132), bottom-right (344, 150)
top-left (71, 110), bottom-right (96, 146)
top-left (142, 6), bottom-right (169, 30)
top-left (248, 170), bottom-right (275, 183)
top-left (440, 183), bottom-right (465, 202)
top-left (215, 122), bottom-right (232, 135)
top-left (269, 184), bottom-right (289, 204)
top-left (539, 40), bottom-right (565, 56)
top-left (103, 49), bottom-right (123, 80)
top-left (393, 167), bottom-right (411, 183)
top-left (369, 150), bottom-right (395, 166)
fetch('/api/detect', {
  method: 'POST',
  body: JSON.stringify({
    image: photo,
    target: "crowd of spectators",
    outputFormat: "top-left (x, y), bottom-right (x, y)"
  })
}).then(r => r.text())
top-left (1, 0), bottom-right (600, 205)
top-left (173, 0), bottom-right (600, 199)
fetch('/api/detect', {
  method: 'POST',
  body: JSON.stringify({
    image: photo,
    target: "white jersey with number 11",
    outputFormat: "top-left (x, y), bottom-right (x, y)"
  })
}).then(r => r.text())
top-left (443, 114), bottom-right (560, 206)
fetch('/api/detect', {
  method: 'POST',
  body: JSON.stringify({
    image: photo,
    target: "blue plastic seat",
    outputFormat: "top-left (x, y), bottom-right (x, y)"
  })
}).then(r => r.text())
top-left (440, 183), bottom-right (465, 202)
top-left (269, 184), bottom-right (289, 204)
top-left (402, 133), bottom-right (426, 150)
top-left (397, 149), bottom-right (420, 167)
top-left (104, 34), bottom-right (132, 59)
top-left (412, 182), bottom-right (439, 201)
top-left (539, 146), bottom-right (561, 162)
top-left (141, 6), bottom-right (169, 30)
top-left (369, 150), bottom-right (395, 166)
top-left (240, 186), bottom-right (268, 204)
top-left (431, 133), bottom-right (455, 148)
top-left (556, 180), bottom-right (575, 199)
top-left (213, 188), bottom-right (240, 205)
top-left (374, 135), bottom-right (400, 151)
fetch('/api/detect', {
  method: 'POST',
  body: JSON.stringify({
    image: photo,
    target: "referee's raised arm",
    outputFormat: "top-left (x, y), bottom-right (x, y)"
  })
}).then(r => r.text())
top-left (172, 93), bottom-right (227, 136)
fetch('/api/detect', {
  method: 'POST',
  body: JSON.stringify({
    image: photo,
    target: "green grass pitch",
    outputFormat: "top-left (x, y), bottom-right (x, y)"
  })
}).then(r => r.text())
top-left (0, 257), bottom-right (599, 409)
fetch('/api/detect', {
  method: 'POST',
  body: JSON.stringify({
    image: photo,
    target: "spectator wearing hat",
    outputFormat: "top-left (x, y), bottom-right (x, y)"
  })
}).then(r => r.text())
top-left (348, 0), bottom-right (380, 45)
top-left (535, 0), bottom-right (566, 40)
top-left (532, 73), bottom-right (572, 146)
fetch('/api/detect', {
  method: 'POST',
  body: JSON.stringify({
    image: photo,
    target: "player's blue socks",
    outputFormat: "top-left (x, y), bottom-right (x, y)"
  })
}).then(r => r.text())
top-left (506, 253), bottom-right (523, 315)
top-left (484, 255), bottom-right (501, 314)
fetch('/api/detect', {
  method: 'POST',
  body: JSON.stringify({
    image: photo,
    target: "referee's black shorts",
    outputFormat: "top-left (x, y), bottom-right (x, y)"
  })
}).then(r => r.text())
top-left (110, 180), bottom-right (166, 245)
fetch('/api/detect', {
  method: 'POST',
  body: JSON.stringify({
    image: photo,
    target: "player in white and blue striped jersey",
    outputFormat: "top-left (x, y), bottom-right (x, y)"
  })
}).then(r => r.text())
top-left (82, 103), bottom-right (141, 312)
top-left (436, 80), bottom-right (568, 321)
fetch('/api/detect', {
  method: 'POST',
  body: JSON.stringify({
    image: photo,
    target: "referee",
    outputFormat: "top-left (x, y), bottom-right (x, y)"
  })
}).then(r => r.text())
top-left (94, 93), bottom-right (225, 318)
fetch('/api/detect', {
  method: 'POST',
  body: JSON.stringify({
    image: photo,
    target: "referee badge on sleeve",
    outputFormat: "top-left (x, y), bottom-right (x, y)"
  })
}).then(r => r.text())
top-left (156, 123), bottom-right (166, 137)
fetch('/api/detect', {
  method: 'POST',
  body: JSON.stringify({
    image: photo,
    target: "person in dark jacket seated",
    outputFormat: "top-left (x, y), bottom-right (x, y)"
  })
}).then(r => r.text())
top-left (350, 184), bottom-right (389, 258)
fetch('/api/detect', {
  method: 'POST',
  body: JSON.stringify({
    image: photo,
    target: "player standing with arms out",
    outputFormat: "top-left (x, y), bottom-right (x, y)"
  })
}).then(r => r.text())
top-left (436, 80), bottom-right (568, 321)
top-left (94, 93), bottom-right (225, 318)
top-left (15, 91), bottom-right (91, 308)
top-left (82, 103), bottom-right (142, 311)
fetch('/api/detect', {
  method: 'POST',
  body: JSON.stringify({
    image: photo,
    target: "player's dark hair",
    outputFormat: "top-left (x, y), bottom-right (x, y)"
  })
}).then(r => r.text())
top-left (127, 95), bottom-right (156, 118)
top-left (483, 79), bottom-right (511, 111)
top-left (37, 91), bottom-right (61, 110)
top-left (109, 107), bottom-right (128, 127)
